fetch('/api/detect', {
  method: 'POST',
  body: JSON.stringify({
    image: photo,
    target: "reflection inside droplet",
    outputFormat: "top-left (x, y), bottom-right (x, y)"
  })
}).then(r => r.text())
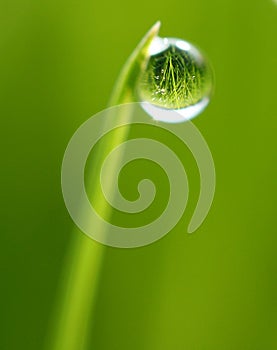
top-left (137, 37), bottom-right (214, 123)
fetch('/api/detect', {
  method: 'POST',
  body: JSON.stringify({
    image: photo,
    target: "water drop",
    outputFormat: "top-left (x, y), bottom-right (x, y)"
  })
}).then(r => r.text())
top-left (137, 37), bottom-right (214, 123)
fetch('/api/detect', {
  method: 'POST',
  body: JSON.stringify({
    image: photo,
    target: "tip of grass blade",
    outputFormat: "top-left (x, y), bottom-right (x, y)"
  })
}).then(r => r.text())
top-left (148, 21), bottom-right (161, 37)
top-left (138, 21), bottom-right (161, 55)
top-left (109, 21), bottom-right (162, 105)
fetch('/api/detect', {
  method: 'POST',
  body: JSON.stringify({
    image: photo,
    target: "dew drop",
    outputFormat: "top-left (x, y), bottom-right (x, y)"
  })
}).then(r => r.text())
top-left (137, 37), bottom-right (214, 123)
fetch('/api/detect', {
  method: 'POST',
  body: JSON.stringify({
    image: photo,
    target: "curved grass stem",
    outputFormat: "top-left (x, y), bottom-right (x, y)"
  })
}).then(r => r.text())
top-left (45, 21), bottom-right (160, 350)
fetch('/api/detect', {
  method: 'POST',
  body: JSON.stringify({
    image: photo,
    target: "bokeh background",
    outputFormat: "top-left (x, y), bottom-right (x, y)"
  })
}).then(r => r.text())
top-left (1, 0), bottom-right (276, 349)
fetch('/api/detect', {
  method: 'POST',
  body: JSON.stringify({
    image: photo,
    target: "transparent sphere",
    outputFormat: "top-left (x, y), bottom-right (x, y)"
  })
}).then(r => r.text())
top-left (137, 37), bottom-right (214, 122)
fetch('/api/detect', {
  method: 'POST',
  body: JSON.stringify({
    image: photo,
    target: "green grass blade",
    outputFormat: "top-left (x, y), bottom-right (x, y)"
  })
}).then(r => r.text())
top-left (45, 21), bottom-right (161, 350)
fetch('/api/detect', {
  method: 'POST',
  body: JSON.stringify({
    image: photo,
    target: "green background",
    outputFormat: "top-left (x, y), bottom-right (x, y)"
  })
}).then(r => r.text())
top-left (1, 0), bottom-right (276, 349)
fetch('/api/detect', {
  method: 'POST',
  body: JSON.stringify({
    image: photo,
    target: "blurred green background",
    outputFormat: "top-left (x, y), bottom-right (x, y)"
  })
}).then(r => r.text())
top-left (1, 0), bottom-right (276, 349)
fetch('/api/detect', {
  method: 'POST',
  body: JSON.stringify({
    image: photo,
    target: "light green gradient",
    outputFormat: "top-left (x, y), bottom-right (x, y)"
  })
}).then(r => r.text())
top-left (0, 0), bottom-right (276, 349)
